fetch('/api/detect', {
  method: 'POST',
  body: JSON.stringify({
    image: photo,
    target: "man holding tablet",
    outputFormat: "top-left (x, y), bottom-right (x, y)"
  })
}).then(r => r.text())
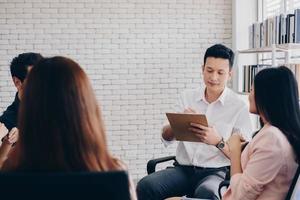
top-left (137, 44), bottom-right (253, 200)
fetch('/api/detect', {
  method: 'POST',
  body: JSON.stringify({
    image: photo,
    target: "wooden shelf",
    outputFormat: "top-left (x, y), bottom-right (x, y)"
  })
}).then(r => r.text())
top-left (238, 43), bottom-right (300, 54)
top-left (276, 43), bottom-right (300, 50)
top-left (238, 47), bottom-right (283, 53)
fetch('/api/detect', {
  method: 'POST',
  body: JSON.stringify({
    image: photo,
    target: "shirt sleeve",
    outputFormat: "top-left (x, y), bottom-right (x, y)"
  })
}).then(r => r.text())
top-left (229, 131), bottom-right (284, 200)
top-left (233, 104), bottom-right (254, 141)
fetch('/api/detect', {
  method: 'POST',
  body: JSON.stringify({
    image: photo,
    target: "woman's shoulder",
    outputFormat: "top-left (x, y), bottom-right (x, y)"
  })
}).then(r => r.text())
top-left (255, 124), bottom-right (285, 141)
top-left (251, 124), bottom-right (293, 156)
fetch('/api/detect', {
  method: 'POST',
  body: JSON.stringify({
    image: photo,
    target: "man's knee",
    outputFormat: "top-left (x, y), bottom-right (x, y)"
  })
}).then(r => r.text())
top-left (137, 175), bottom-right (159, 200)
top-left (193, 182), bottom-right (220, 200)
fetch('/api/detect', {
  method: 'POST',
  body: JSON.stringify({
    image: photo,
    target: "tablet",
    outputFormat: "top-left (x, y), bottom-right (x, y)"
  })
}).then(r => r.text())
top-left (166, 113), bottom-right (208, 142)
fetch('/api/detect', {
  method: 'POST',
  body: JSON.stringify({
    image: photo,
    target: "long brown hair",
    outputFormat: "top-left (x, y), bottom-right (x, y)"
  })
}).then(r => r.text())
top-left (254, 66), bottom-right (300, 162)
top-left (5, 56), bottom-right (120, 172)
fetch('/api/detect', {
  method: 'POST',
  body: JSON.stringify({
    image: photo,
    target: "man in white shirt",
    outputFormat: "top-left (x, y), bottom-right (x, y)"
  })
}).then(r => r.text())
top-left (137, 44), bottom-right (253, 200)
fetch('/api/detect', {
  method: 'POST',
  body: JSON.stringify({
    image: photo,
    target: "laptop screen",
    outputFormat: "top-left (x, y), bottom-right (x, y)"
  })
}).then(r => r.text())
top-left (0, 171), bottom-right (131, 200)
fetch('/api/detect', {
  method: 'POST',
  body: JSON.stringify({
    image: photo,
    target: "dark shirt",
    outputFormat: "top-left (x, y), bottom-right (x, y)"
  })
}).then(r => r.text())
top-left (0, 93), bottom-right (19, 130)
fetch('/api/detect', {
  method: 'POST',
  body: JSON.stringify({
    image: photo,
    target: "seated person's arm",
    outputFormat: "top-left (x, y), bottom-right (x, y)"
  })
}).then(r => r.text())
top-left (0, 127), bottom-right (18, 169)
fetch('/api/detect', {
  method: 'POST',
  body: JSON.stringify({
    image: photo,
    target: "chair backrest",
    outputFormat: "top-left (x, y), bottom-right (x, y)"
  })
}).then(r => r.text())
top-left (286, 166), bottom-right (300, 200)
top-left (0, 170), bottom-right (131, 200)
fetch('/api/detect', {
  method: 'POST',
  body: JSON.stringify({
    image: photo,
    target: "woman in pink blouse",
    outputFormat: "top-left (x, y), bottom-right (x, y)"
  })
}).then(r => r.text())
top-left (223, 66), bottom-right (300, 200)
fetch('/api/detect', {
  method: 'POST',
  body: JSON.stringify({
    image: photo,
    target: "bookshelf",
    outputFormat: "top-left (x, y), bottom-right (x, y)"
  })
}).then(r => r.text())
top-left (236, 43), bottom-right (300, 94)
top-left (235, 44), bottom-right (300, 129)
top-left (233, 7), bottom-right (300, 129)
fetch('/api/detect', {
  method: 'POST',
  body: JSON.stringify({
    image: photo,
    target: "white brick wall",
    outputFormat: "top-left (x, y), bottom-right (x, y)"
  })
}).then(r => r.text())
top-left (0, 0), bottom-right (232, 181)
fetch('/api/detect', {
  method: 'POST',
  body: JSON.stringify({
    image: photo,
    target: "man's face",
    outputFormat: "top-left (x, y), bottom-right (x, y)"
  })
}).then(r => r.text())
top-left (202, 57), bottom-right (232, 94)
top-left (13, 65), bottom-right (33, 100)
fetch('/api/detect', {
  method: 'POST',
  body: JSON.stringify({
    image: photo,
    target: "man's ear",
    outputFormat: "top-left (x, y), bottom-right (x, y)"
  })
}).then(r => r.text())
top-left (12, 76), bottom-right (23, 90)
top-left (202, 65), bottom-right (205, 72)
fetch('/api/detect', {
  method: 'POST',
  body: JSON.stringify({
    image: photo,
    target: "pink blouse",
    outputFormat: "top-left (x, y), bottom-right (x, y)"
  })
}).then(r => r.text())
top-left (222, 124), bottom-right (298, 200)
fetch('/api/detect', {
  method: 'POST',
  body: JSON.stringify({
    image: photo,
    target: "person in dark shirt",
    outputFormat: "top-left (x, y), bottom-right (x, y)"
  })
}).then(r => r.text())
top-left (0, 53), bottom-right (43, 130)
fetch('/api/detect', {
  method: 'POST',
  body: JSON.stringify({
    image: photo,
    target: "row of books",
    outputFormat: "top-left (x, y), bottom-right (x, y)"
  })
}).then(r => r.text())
top-left (249, 9), bottom-right (300, 48)
top-left (288, 64), bottom-right (300, 96)
top-left (242, 65), bottom-right (271, 93)
top-left (242, 64), bottom-right (300, 94)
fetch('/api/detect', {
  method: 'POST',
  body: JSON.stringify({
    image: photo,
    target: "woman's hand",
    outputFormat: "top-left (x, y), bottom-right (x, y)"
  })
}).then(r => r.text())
top-left (189, 123), bottom-right (222, 146)
top-left (0, 123), bottom-right (8, 142)
top-left (2, 127), bottom-right (18, 145)
top-left (0, 127), bottom-right (18, 169)
top-left (227, 133), bottom-right (244, 154)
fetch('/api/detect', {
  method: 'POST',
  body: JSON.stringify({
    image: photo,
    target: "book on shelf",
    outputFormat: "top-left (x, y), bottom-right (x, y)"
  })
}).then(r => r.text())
top-left (287, 64), bottom-right (300, 96)
top-left (249, 8), bottom-right (300, 48)
top-left (241, 64), bottom-right (300, 96)
top-left (242, 64), bottom-right (271, 93)
top-left (280, 14), bottom-right (287, 44)
top-left (287, 14), bottom-right (295, 43)
top-left (295, 9), bottom-right (300, 43)
top-left (275, 15), bottom-right (280, 45)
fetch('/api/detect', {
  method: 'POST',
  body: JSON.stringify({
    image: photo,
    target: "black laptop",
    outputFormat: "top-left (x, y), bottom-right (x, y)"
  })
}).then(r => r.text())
top-left (0, 170), bottom-right (131, 200)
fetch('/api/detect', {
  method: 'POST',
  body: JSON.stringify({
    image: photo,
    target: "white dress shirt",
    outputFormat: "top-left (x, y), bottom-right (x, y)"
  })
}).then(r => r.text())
top-left (162, 86), bottom-right (253, 168)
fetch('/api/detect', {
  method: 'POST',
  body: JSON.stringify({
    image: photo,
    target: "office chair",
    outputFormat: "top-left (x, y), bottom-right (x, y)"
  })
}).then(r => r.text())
top-left (147, 155), bottom-right (230, 200)
top-left (147, 155), bottom-right (176, 174)
top-left (285, 166), bottom-right (300, 200)
top-left (0, 170), bottom-right (131, 200)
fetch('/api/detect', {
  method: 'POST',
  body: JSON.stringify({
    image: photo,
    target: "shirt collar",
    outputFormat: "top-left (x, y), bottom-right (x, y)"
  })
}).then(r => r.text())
top-left (197, 87), bottom-right (228, 106)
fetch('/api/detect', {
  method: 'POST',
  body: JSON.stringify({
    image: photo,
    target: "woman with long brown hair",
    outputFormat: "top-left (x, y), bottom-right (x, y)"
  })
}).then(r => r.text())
top-left (2, 56), bottom-right (136, 199)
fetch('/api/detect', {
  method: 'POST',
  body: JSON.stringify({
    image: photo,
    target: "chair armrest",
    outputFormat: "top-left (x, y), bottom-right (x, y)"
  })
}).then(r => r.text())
top-left (218, 180), bottom-right (230, 199)
top-left (147, 156), bottom-right (176, 174)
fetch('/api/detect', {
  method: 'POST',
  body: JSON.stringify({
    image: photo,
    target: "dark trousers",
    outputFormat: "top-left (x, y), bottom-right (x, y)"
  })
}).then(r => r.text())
top-left (136, 164), bottom-right (227, 200)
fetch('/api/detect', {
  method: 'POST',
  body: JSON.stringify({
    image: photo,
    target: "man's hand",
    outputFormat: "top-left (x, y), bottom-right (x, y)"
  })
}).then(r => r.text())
top-left (189, 123), bottom-right (222, 145)
top-left (162, 125), bottom-right (175, 141)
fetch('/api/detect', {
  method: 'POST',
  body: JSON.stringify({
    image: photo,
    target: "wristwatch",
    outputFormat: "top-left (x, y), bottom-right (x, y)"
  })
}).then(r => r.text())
top-left (216, 138), bottom-right (225, 149)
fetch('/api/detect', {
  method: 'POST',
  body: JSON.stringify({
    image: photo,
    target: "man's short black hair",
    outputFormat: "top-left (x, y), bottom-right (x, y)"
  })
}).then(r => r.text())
top-left (10, 52), bottom-right (43, 82)
top-left (203, 44), bottom-right (234, 69)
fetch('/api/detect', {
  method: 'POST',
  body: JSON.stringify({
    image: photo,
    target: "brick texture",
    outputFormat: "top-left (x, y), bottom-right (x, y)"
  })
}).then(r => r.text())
top-left (0, 0), bottom-right (232, 181)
